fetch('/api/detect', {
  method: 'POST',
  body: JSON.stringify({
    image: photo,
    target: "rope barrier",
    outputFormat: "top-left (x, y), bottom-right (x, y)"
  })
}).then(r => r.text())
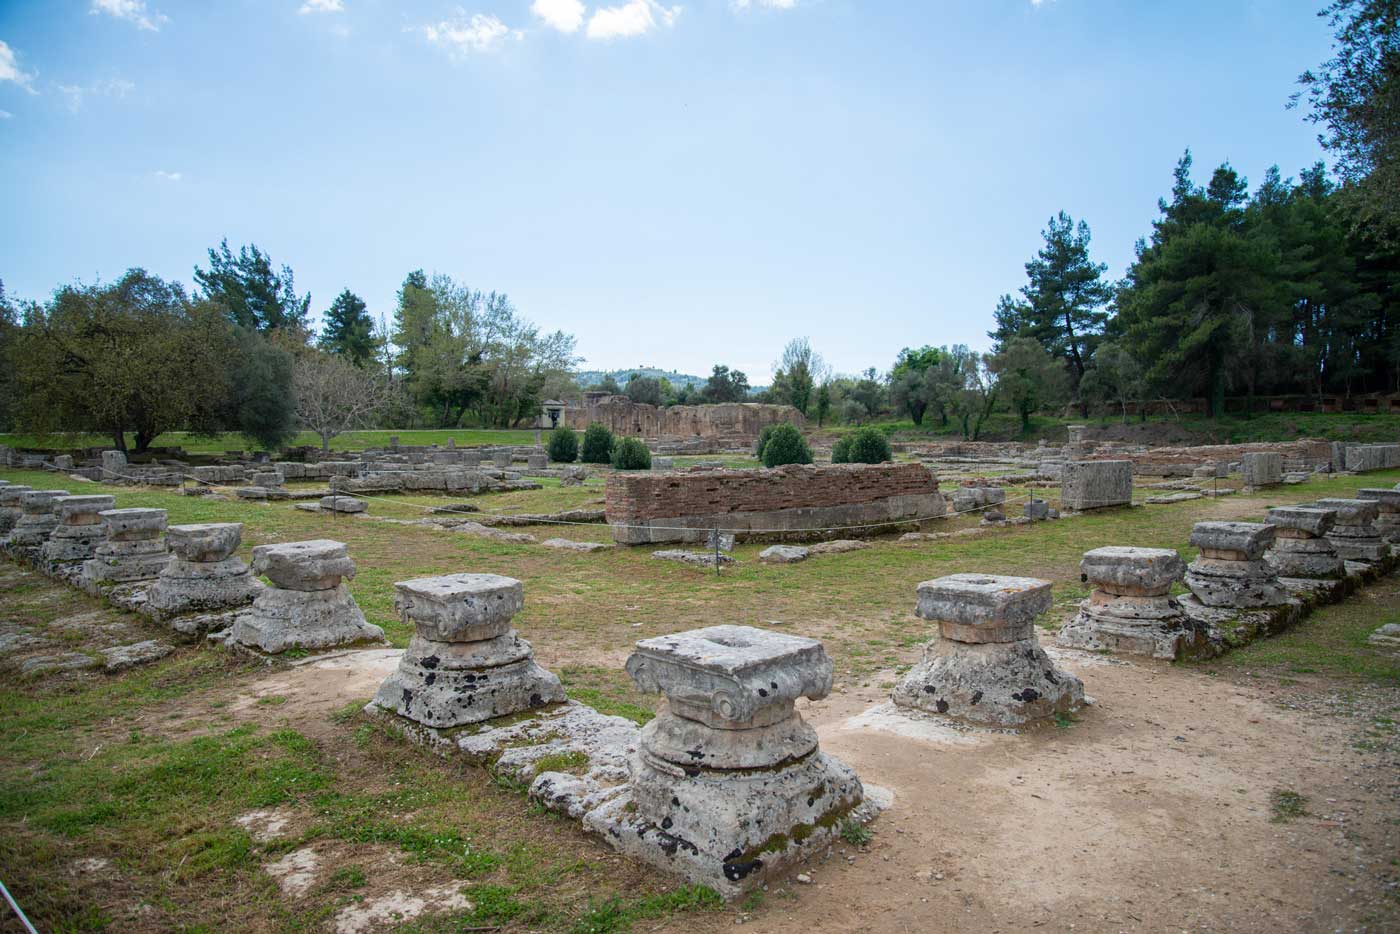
top-left (0, 877), bottom-right (38, 934)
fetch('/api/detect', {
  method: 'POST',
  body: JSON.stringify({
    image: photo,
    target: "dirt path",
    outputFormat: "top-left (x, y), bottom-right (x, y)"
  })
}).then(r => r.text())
top-left (695, 646), bottom-right (1398, 934)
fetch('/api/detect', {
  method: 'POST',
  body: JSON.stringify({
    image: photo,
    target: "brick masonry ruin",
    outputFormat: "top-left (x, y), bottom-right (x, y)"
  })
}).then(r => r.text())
top-left (568, 397), bottom-right (802, 450)
top-left (605, 462), bottom-right (945, 544)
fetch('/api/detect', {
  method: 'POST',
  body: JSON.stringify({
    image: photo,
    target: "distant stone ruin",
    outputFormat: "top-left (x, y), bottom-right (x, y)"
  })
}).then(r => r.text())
top-left (569, 397), bottom-right (802, 451)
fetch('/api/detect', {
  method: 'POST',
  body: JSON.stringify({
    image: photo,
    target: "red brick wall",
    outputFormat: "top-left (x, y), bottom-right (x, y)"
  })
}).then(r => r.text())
top-left (605, 463), bottom-right (939, 522)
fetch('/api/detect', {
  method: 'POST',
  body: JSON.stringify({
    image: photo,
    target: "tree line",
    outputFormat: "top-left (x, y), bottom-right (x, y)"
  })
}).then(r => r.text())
top-left (0, 242), bottom-right (579, 453)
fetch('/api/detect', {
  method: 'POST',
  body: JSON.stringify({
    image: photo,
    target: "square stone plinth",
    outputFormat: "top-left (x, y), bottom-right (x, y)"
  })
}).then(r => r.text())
top-left (915, 574), bottom-right (1052, 643)
top-left (393, 573), bottom-right (525, 642)
top-left (1079, 546), bottom-right (1185, 595)
top-left (1266, 506), bottom-right (1335, 538)
top-left (250, 539), bottom-right (355, 591)
top-left (1189, 521), bottom-right (1275, 560)
top-left (1314, 498), bottom-right (1380, 526)
top-left (626, 625), bottom-right (832, 726)
top-left (55, 495), bottom-right (116, 522)
top-left (167, 523), bottom-right (243, 562)
top-left (101, 508), bottom-right (167, 539)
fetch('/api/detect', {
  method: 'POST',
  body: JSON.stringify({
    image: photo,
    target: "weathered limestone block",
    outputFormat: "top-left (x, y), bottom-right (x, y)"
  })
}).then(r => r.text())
top-left (1060, 460), bottom-right (1132, 510)
top-left (759, 544), bottom-right (809, 563)
top-left (1184, 522), bottom-right (1290, 607)
top-left (951, 486), bottom-right (1005, 513)
top-left (5, 489), bottom-right (71, 553)
top-left (492, 450), bottom-right (513, 468)
top-left (527, 452), bottom-right (548, 470)
top-left (1355, 489), bottom-right (1400, 543)
top-left (1315, 498), bottom-right (1387, 562)
top-left (1370, 623), bottom-right (1400, 652)
top-left (1023, 499), bottom-right (1050, 520)
top-left (1242, 452), bottom-right (1283, 488)
top-left (372, 574), bottom-right (564, 727)
top-left (317, 495), bottom-right (367, 514)
top-left (603, 625), bottom-right (864, 894)
top-left (1264, 506), bottom-right (1343, 579)
top-left (101, 450), bottom-right (127, 480)
top-left (83, 508), bottom-right (171, 584)
top-left (146, 523), bottom-right (260, 617)
top-left (53, 455), bottom-right (75, 470)
top-left (1056, 547), bottom-right (1206, 659)
top-left (229, 540), bottom-right (384, 653)
top-left (893, 574), bottom-right (1084, 726)
top-left (0, 484), bottom-right (35, 536)
top-left (41, 495), bottom-right (116, 564)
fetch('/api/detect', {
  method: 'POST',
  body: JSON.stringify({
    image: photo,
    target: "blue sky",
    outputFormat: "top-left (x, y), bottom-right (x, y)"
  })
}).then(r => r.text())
top-left (0, 1), bottom-right (1333, 383)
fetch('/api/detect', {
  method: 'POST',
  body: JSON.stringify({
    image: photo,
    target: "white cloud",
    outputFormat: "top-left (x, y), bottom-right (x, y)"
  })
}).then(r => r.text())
top-left (0, 40), bottom-right (37, 94)
top-left (532, 0), bottom-right (586, 33)
top-left (299, 0), bottom-right (344, 13)
top-left (89, 0), bottom-right (169, 31)
top-left (416, 12), bottom-right (520, 54)
top-left (57, 78), bottom-right (135, 113)
top-left (0, 110), bottom-right (12, 119)
top-left (154, 169), bottom-right (181, 181)
top-left (732, 0), bottom-right (796, 9)
top-left (586, 0), bottom-right (680, 40)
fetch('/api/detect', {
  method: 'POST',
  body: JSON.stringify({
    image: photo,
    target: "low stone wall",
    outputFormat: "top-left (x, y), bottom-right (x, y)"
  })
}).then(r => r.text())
top-left (604, 463), bottom-right (945, 544)
top-left (1345, 444), bottom-right (1400, 472)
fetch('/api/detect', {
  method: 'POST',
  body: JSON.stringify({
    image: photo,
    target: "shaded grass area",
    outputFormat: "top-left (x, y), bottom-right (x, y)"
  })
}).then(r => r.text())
top-left (0, 428), bottom-right (540, 455)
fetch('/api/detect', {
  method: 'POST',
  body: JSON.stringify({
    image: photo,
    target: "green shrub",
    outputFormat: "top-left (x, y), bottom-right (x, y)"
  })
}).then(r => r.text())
top-left (755, 424), bottom-right (777, 459)
top-left (580, 423), bottom-right (616, 464)
top-left (845, 426), bottom-right (892, 464)
top-left (547, 427), bottom-right (578, 463)
top-left (760, 424), bottom-right (813, 468)
top-left (610, 436), bottom-right (652, 470)
top-left (830, 436), bottom-right (853, 464)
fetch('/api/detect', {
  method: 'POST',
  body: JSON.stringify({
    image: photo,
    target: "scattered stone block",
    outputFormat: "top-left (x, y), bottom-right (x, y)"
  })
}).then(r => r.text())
top-left (1265, 506), bottom-right (1343, 579)
top-left (101, 450), bottom-right (127, 480)
top-left (146, 523), bottom-right (261, 619)
top-left (1355, 488), bottom-right (1400, 543)
top-left (1060, 460), bottom-right (1132, 510)
top-left (5, 489), bottom-right (71, 556)
top-left (951, 486), bottom-right (1005, 513)
top-left (651, 457), bottom-right (674, 471)
top-left (230, 540), bottom-right (384, 653)
top-left (1242, 452), bottom-right (1283, 488)
top-left (527, 452), bottom-right (548, 470)
top-left (20, 652), bottom-right (101, 676)
top-left (540, 538), bottom-right (614, 553)
top-left (652, 550), bottom-right (735, 568)
top-left (0, 484), bottom-right (34, 536)
top-left (1369, 623), bottom-right (1400, 652)
top-left (41, 495), bottom-right (116, 565)
top-left (492, 450), bottom-right (513, 469)
top-left (371, 573), bottom-right (564, 727)
top-left (1023, 499), bottom-right (1049, 520)
top-left (83, 507), bottom-right (171, 584)
top-left (807, 539), bottom-right (869, 555)
top-left (317, 495), bottom-right (367, 514)
top-left (560, 466), bottom-right (588, 487)
top-left (893, 573), bottom-right (1084, 727)
top-left (1315, 498), bottom-right (1388, 562)
top-left (100, 639), bottom-right (174, 671)
top-left (759, 544), bottom-right (809, 564)
top-left (1057, 547), bottom-right (1207, 660)
top-left (605, 625), bottom-right (865, 895)
top-left (1145, 492), bottom-right (1202, 504)
top-left (1184, 522), bottom-right (1290, 607)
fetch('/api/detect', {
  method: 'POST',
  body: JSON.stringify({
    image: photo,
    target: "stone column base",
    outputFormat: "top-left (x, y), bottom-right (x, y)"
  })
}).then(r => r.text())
top-left (372, 652), bottom-right (565, 728)
top-left (892, 638), bottom-right (1084, 727)
top-left (229, 584), bottom-right (385, 654)
top-left (1056, 609), bottom-right (1211, 661)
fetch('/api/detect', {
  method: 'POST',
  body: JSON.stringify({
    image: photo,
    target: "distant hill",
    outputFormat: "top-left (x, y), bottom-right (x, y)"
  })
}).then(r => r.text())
top-left (575, 367), bottom-right (708, 391)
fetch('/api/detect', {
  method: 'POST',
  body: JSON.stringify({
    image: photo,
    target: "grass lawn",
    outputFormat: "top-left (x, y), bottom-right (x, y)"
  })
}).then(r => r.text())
top-left (0, 463), bottom-right (1397, 929)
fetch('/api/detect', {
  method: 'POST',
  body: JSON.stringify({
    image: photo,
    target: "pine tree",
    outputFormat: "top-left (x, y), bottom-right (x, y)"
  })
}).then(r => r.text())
top-left (318, 289), bottom-right (377, 366)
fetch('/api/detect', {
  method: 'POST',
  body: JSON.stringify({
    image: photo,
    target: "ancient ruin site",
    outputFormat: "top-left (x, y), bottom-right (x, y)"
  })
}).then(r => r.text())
top-left (5, 3), bottom-right (1400, 932)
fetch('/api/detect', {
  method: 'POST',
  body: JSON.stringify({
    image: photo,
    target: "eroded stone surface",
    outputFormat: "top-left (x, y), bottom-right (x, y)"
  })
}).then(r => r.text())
top-left (1265, 506), bottom-right (1344, 579)
top-left (83, 508), bottom-right (171, 585)
top-left (895, 573), bottom-right (1084, 726)
top-left (317, 495), bottom-right (367, 514)
top-left (1057, 546), bottom-right (1207, 660)
top-left (1184, 521), bottom-right (1291, 608)
top-left (613, 625), bottom-right (866, 896)
top-left (1355, 489), bottom-right (1400, 543)
top-left (371, 573), bottom-right (563, 727)
top-left (41, 495), bottom-right (116, 564)
top-left (230, 540), bottom-right (383, 653)
top-left (1060, 460), bottom-right (1132, 510)
top-left (1315, 498), bottom-right (1388, 562)
top-left (760, 545), bottom-right (809, 564)
top-left (0, 484), bottom-right (34, 537)
top-left (5, 489), bottom-right (71, 554)
top-left (146, 523), bottom-right (260, 619)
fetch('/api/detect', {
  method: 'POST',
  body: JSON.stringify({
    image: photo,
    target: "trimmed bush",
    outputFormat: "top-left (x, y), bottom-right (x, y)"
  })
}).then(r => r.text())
top-left (830, 436), bottom-right (853, 464)
top-left (610, 436), bottom-right (653, 470)
top-left (755, 424), bottom-right (777, 460)
top-left (845, 426), bottom-right (893, 464)
top-left (580, 424), bottom-right (616, 464)
top-left (547, 427), bottom-right (578, 463)
top-left (761, 423), bottom-right (813, 468)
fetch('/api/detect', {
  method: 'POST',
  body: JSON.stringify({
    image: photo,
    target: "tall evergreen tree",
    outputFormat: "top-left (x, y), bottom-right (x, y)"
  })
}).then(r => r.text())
top-left (194, 239), bottom-right (310, 334)
top-left (990, 211), bottom-right (1110, 410)
top-left (318, 289), bottom-right (377, 366)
